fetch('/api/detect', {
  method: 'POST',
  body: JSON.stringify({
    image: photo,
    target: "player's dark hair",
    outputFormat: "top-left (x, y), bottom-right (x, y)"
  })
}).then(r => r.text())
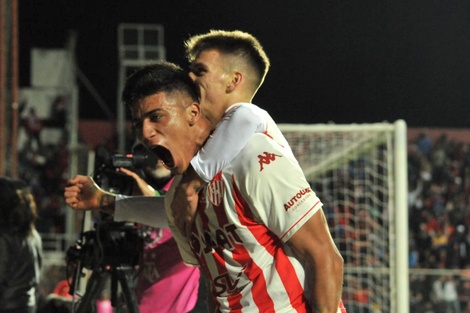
top-left (122, 61), bottom-right (200, 110)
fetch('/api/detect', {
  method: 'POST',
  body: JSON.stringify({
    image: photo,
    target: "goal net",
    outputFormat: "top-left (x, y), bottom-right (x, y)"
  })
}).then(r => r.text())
top-left (279, 120), bottom-right (408, 313)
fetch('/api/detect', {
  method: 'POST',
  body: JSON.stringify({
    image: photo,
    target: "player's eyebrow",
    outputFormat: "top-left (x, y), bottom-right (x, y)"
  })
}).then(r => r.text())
top-left (132, 108), bottom-right (163, 125)
top-left (189, 62), bottom-right (205, 71)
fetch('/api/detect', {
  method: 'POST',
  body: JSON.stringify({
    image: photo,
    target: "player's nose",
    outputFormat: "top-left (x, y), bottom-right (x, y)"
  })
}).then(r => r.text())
top-left (141, 119), bottom-right (157, 143)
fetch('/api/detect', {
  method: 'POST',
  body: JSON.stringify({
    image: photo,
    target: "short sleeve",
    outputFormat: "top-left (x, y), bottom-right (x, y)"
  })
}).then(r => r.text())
top-left (232, 134), bottom-right (323, 242)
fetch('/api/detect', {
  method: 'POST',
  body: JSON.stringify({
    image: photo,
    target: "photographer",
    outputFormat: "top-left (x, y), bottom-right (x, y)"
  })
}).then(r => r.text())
top-left (68, 145), bottom-right (206, 313)
top-left (116, 158), bottom-right (204, 313)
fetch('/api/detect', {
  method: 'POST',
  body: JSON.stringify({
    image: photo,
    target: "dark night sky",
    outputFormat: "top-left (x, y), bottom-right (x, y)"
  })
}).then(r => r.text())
top-left (19, 1), bottom-right (470, 128)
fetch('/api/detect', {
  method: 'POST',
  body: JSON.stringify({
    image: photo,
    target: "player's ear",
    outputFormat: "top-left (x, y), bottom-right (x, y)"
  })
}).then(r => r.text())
top-left (187, 102), bottom-right (202, 125)
top-left (226, 71), bottom-right (242, 93)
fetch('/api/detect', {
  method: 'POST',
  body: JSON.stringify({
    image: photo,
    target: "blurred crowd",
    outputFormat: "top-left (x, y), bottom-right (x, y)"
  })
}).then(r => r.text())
top-left (408, 132), bottom-right (470, 270)
top-left (18, 137), bottom-right (70, 235)
top-left (408, 132), bottom-right (470, 313)
top-left (12, 126), bottom-right (470, 312)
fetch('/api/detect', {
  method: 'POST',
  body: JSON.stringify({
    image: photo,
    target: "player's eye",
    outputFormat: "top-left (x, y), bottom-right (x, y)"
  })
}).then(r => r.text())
top-left (149, 112), bottom-right (162, 122)
top-left (193, 69), bottom-right (205, 77)
top-left (189, 65), bottom-right (205, 77)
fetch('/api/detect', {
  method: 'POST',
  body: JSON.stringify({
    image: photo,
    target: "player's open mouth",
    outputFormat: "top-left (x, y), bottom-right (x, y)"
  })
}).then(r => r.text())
top-left (151, 146), bottom-right (174, 169)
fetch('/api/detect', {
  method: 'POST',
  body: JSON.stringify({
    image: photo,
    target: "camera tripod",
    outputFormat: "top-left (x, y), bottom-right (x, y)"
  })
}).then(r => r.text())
top-left (72, 264), bottom-right (140, 313)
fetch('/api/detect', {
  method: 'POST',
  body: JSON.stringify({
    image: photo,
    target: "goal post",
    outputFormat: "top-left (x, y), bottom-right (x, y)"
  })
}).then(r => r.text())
top-left (278, 120), bottom-right (408, 313)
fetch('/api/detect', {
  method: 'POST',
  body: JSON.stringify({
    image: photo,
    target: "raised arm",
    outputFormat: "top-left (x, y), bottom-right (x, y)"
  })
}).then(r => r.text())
top-left (171, 105), bottom-right (266, 234)
top-left (65, 175), bottom-right (169, 228)
top-left (191, 104), bottom-right (265, 182)
top-left (64, 175), bottom-right (116, 215)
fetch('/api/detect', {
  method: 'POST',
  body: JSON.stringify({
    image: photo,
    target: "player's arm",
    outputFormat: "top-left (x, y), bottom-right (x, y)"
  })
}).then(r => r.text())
top-left (237, 134), bottom-right (344, 313)
top-left (65, 175), bottom-right (169, 228)
top-left (165, 175), bottom-right (200, 264)
top-left (287, 210), bottom-right (344, 313)
top-left (170, 165), bottom-right (205, 234)
top-left (64, 175), bottom-right (116, 215)
top-left (191, 105), bottom-right (265, 182)
top-left (171, 105), bottom-right (265, 233)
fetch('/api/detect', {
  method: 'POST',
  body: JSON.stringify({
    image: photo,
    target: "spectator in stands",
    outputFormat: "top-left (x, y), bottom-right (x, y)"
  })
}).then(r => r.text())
top-left (434, 275), bottom-right (462, 313)
top-left (24, 107), bottom-right (43, 151)
top-left (416, 131), bottom-right (433, 160)
top-left (0, 177), bottom-right (43, 313)
top-left (50, 95), bottom-right (67, 128)
top-left (408, 133), bottom-right (470, 270)
top-left (448, 224), bottom-right (470, 269)
top-left (410, 274), bottom-right (434, 312)
top-left (403, 133), bottom-right (470, 310)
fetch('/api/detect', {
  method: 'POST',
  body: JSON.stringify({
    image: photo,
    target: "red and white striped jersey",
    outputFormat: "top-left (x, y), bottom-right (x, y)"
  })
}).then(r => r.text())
top-left (170, 133), bottom-right (324, 312)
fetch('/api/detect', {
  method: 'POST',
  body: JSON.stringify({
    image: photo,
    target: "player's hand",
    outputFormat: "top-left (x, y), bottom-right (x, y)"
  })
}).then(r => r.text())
top-left (64, 175), bottom-right (103, 211)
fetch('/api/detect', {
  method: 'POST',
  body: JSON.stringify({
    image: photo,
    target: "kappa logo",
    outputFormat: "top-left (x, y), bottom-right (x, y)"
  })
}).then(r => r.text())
top-left (258, 151), bottom-right (282, 171)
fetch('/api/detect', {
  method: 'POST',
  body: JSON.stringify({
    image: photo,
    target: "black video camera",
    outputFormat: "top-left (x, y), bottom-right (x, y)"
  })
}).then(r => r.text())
top-left (66, 221), bottom-right (143, 271)
top-left (93, 146), bottom-right (152, 195)
top-left (111, 153), bottom-right (148, 168)
top-left (65, 146), bottom-right (152, 299)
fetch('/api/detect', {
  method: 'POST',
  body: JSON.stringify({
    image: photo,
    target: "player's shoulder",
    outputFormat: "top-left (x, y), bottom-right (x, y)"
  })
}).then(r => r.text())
top-left (245, 133), bottom-right (284, 152)
top-left (231, 134), bottom-right (290, 171)
top-left (228, 102), bottom-right (265, 116)
top-left (223, 104), bottom-right (267, 132)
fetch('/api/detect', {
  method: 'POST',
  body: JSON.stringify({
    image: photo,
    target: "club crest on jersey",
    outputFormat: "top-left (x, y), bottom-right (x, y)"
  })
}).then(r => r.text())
top-left (258, 151), bottom-right (282, 171)
top-left (284, 187), bottom-right (313, 211)
top-left (208, 172), bottom-right (224, 206)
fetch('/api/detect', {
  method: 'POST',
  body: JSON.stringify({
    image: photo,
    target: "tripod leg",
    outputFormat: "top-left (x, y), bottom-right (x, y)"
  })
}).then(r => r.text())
top-left (115, 265), bottom-right (140, 313)
top-left (74, 269), bottom-right (109, 313)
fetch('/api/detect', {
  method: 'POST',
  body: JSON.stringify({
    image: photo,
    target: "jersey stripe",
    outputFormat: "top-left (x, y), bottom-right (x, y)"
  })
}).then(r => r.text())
top-left (194, 199), bottom-right (226, 311)
top-left (203, 174), bottom-right (253, 312)
top-left (217, 205), bottom-right (255, 310)
top-left (231, 176), bottom-right (276, 312)
top-left (273, 248), bottom-right (308, 313)
top-left (232, 176), bottom-right (309, 312)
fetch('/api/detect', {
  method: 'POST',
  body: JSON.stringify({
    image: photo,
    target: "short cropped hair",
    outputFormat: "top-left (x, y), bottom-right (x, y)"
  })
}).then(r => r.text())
top-left (185, 30), bottom-right (270, 87)
top-left (122, 61), bottom-right (200, 109)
